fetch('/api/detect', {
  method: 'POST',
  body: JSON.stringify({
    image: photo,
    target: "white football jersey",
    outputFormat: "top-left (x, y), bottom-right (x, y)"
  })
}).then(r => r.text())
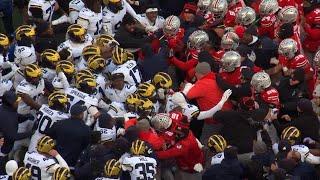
top-left (166, 95), bottom-right (200, 121)
top-left (102, 5), bottom-right (126, 35)
top-left (112, 60), bottom-right (141, 86)
top-left (94, 73), bottom-right (107, 97)
top-left (0, 175), bottom-right (9, 180)
top-left (122, 156), bottom-right (157, 180)
top-left (42, 68), bottom-right (56, 82)
top-left (16, 79), bottom-right (45, 115)
top-left (77, 7), bottom-right (103, 37)
top-left (211, 152), bottom-right (224, 165)
top-left (68, 0), bottom-right (85, 24)
top-left (104, 83), bottom-right (136, 103)
top-left (94, 121), bottom-right (116, 142)
top-left (57, 34), bottom-right (93, 61)
top-left (28, 0), bottom-right (56, 22)
top-left (291, 144), bottom-right (310, 162)
top-left (108, 102), bottom-right (126, 117)
top-left (0, 79), bottom-right (13, 98)
top-left (24, 151), bottom-right (57, 180)
top-left (75, 57), bottom-right (87, 71)
top-left (13, 69), bottom-right (25, 89)
top-left (14, 45), bottom-right (37, 68)
top-left (29, 104), bottom-right (69, 152)
top-left (65, 87), bottom-right (98, 109)
top-left (137, 14), bottom-right (164, 32)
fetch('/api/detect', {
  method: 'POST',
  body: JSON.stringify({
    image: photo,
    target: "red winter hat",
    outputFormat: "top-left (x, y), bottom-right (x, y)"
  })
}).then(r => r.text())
top-left (234, 25), bottom-right (246, 39)
top-left (183, 3), bottom-right (197, 15)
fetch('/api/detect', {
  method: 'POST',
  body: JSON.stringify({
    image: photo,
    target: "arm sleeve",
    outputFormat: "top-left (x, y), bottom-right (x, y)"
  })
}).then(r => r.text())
top-left (197, 101), bottom-right (224, 120)
top-left (77, 17), bottom-right (89, 29)
top-left (156, 144), bottom-right (186, 159)
top-left (69, 10), bottom-right (79, 24)
top-left (58, 72), bottom-right (70, 90)
top-left (306, 153), bottom-right (320, 164)
top-left (170, 57), bottom-right (198, 71)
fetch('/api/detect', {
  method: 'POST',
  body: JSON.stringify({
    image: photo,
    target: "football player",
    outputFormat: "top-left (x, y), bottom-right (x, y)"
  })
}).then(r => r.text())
top-left (137, 98), bottom-right (154, 119)
top-left (28, 91), bottom-right (70, 152)
top-left (77, 0), bottom-right (103, 36)
top-left (136, 82), bottom-right (159, 112)
top-left (68, 0), bottom-right (85, 24)
top-left (207, 134), bottom-right (227, 165)
top-left (40, 49), bottom-right (60, 83)
top-left (107, 93), bottom-right (140, 119)
top-left (13, 25), bottom-right (37, 88)
top-left (167, 89), bottom-right (232, 121)
top-left (102, 0), bottom-right (141, 35)
top-left (52, 60), bottom-right (76, 91)
top-left (52, 167), bottom-right (71, 180)
top-left (197, 0), bottom-right (212, 17)
top-left (206, 0), bottom-right (228, 27)
top-left (122, 140), bottom-right (157, 180)
top-left (278, 38), bottom-right (316, 95)
top-left (12, 167), bottom-right (31, 180)
top-left (302, 2), bottom-right (320, 53)
top-left (111, 47), bottom-right (141, 86)
top-left (95, 159), bottom-right (121, 180)
top-left (28, 0), bottom-right (63, 23)
top-left (258, 0), bottom-right (279, 39)
top-left (104, 73), bottom-right (136, 103)
top-left (224, 0), bottom-right (245, 27)
top-left (94, 112), bottom-right (117, 143)
top-left (151, 72), bottom-right (174, 102)
top-left (169, 30), bottom-right (209, 82)
top-left (137, 4), bottom-right (164, 34)
top-left (273, 126), bottom-right (320, 164)
top-left (162, 15), bottom-right (185, 50)
top-left (87, 55), bottom-right (107, 100)
top-left (77, 44), bottom-right (101, 70)
top-left (251, 71), bottom-right (280, 108)
top-left (24, 136), bottom-right (69, 180)
top-left (58, 48), bottom-right (73, 62)
top-left (213, 31), bottom-right (240, 60)
top-left (57, 24), bottom-right (93, 62)
top-left (235, 6), bottom-right (257, 27)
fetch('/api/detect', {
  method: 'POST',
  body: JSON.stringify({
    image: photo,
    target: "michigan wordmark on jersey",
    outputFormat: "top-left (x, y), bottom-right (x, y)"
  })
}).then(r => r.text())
top-left (112, 60), bottom-right (141, 86)
top-left (122, 156), bottom-right (157, 180)
top-left (28, 0), bottom-right (56, 22)
top-left (57, 34), bottom-right (93, 61)
top-left (77, 7), bottom-right (103, 37)
top-left (29, 105), bottom-right (69, 152)
top-left (104, 83), bottom-right (136, 103)
top-left (16, 79), bottom-right (45, 115)
top-left (68, 0), bottom-right (85, 24)
top-left (24, 151), bottom-right (57, 180)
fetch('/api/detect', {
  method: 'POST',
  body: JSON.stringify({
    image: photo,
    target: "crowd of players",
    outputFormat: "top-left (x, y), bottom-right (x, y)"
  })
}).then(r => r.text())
top-left (1, 0), bottom-right (320, 179)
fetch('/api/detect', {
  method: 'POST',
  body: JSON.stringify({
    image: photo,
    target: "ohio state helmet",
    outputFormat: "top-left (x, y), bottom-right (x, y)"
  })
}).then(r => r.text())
top-left (251, 72), bottom-right (271, 92)
top-left (187, 30), bottom-right (209, 50)
top-left (278, 6), bottom-right (298, 24)
top-left (150, 113), bottom-right (172, 130)
top-left (221, 51), bottom-right (241, 72)
top-left (221, 32), bottom-right (239, 50)
top-left (208, 0), bottom-right (228, 19)
top-left (197, 0), bottom-right (212, 11)
top-left (236, 6), bottom-right (256, 26)
top-left (259, 0), bottom-right (279, 16)
top-left (227, 0), bottom-right (238, 5)
top-left (163, 15), bottom-right (181, 36)
top-left (278, 38), bottom-right (298, 59)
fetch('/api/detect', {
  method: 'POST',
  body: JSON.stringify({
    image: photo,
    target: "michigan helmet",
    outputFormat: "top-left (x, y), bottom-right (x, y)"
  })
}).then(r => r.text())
top-left (131, 139), bottom-right (148, 155)
top-left (278, 6), bottom-right (298, 24)
top-left (95, 34), bottom-right (119, 48)
top-left (87, 55), bottom-right (106, 73)
top-left (15, 25), bottom-right (36, 41)
top-left (137, 82), bottom-right (156, 98)
top-left (281, 126), bottom-right (301, 145)
top-left (37, 136), bottom-right (55, 154)
top-left (48, 91), bottom-right (68, 111)
top-left (82, 45), bottom-right (101, 61)
top-left (24, 64), bottom-right (42, 78)
top-left (76, 76), bottom-right (97, 94)
top-left (221, 51), bottom-right (241, 72)
top-left (209, 0), bottom-right (228, 19)
top-left (0, 33), bottom-right (9, 48)
top-left (41, 49), bottom-right (60, 68)
top-left (125, 93), bottom-right (141, 111)
top-left (250, 72), bottom-right (271, 92)
top-left (221, 32), bottom-right (239, 50)
top-left (67, 24), bottom-right (86, 43)
top-left (152, 72), bottom-right (173, 89)
top-left (278, 38), bottom-right (298, 59)
top-left (58, 48), bottom-right (73, 61)
top-left (112, 46), bottom-right (128, 65)
top-left (12, 167), bottom-right (31, 180)
top-left (138, 98), bottom-right (154, 112)
top-left (163, 15), bottom-right (181, 36)
top-left (104, 159), bottom-right (121, 178)
top-left (53, 167), bottom-right (71, 180)
top-left (150, 113), bottom-right (172, 130)
top-left (56, 60), bottom-right (75, 76)
top-left (236, 6), bottom-right (256, 26)
top-left (197, 0), bottom-right (212, 11)
top-left (187, 30), bottom-right (209, 50)
top-left (259, 0), bottom-right (279, 16)
top-left (76, 69), bottom-right (94, 81)
top-left (208, 134), bottom-right (227, 153)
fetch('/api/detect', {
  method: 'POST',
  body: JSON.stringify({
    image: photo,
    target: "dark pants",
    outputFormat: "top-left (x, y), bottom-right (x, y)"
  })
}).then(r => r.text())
top-left (0, 0), bottom-right (14, 36)
top-left (0, 156), bottom-right (8, 175)
top-left (190, 119), bottom-right (204, 139)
